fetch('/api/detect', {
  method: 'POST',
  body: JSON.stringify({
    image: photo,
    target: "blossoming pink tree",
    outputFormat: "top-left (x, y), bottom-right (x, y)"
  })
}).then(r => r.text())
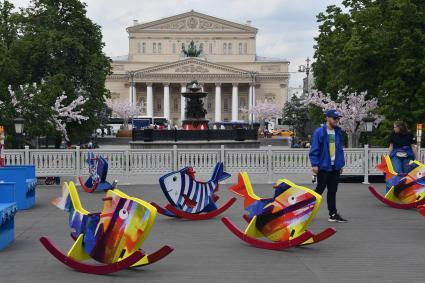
top-left (304, 90), bottom-right (384, 147)
top-left (242, 100), bottom-right (282, 129)
top-left (106, 99), bottom-right (145, 130)
top-left (7, 83), bottom-right (89, 141)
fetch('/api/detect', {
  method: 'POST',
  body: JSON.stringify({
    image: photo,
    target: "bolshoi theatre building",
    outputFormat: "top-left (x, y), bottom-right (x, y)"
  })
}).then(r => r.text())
top-left (106, 10), bottom-right (290, 126)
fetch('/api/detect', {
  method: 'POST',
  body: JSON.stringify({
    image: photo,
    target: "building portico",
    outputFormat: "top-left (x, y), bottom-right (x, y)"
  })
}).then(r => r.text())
top-left (106, 10), bottom-right (290, 126)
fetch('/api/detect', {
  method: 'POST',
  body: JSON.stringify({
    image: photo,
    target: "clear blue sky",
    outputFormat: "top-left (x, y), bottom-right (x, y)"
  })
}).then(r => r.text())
top-left (11, 0), bottom-right (342, 87)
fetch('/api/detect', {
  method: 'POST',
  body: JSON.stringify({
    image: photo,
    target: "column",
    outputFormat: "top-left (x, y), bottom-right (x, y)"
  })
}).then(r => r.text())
top-left (146, 83), bottom-right (153, 117)
top-left (252, 83), bottom-right (256, 122)
top-left (215, 83), bottom-right (222, 122)
top-left (232, 83), bottom-right (238, 121)
top-left (129, 82), bottom-right (136, 106)
top-left (163, 83), bottom-right (170, 121)
top-left (180, 83), bottom-right (186, 122)
top-left (248, 83), bottom-right (254, 123)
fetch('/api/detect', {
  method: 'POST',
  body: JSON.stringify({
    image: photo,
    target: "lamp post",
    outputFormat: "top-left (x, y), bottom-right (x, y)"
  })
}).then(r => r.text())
top-left (298, 57), bottom-right (311, 95)
top-left (13, 117), bottom-right (25, 149)
top-left (362, 115), bottom-right (376, 146)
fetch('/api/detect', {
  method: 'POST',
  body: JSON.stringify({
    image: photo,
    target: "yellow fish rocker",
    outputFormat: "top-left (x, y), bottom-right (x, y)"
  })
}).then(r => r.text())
top-left (221, 172), bottom-right (336, 250)
top-left (40, 181), bottom-right (174, 275)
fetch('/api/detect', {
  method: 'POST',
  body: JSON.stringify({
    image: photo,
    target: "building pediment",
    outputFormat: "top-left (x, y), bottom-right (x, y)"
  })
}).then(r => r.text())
top-left (134, 58), bottom-right (250, 77)
top-left (127, 10), bottom-right (257, 33)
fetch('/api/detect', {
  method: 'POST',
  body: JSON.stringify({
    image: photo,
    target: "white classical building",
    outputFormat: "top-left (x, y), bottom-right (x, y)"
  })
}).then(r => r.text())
top-left (106, 10), bottom-right (290, 125)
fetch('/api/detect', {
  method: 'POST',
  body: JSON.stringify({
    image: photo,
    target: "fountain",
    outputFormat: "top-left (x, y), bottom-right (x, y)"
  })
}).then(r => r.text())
top-left (181, 80), bottom-right (209, 130)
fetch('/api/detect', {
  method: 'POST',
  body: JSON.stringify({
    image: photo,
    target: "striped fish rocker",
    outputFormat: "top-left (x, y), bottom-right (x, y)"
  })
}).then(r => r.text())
top-left (151, 162), bottom-right (237, 220)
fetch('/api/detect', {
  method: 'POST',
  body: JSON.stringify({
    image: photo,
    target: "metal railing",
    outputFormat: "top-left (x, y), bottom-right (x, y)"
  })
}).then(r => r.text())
top-left (3, 145), bottom-right (414, 184)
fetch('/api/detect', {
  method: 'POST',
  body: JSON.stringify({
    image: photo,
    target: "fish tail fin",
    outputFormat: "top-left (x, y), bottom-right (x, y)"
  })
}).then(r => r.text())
top-left (377, 155), bottom-right (396, 181)
top-left (229, 172), bottom-right (260, 209)
top-left (51, 181), bottom-right (87, 215)
top-left (211, 162), bottom-right (231, 182)
top-left (51, 182), bottom-right (72, 211)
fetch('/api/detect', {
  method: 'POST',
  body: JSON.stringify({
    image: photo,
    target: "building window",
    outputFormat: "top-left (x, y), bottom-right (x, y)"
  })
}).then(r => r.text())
top-left (199, 43), bottom-right (203, 53)
top-left (244, 43), bottom-right (248, 54)
top-left (173, 98), bottom-right (178, 112)
top-left (142, 42), bottom-right (146, 53)
top-left (223, 43), bottom-right (227, 54)
top-left (172, 43), bottom-right (176, 54)
top-left (209, 43), bottom-right (213, 54)
top-left (239, 43), bottom-right (242, 54)
top-left (156, 98), bottom-right (162, 111)
top-left (137, 42), bottom-right (141, 54)
top-left (207, 100), bottom-right (212, 111)
top-left (223, 98), bottom-right (228, 112)
top-left (153, 42), bottom-right (157, 53)
top-left (158, 43), bottom-right (162, 54)
top-left (228, 43), bottom-right (232, 54)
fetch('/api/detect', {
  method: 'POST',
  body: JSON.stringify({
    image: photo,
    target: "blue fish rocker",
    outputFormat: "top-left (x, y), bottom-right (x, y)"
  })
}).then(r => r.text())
top-left (151, 162), bottom-right (237, 220)
top-left (79, 152), bottom-right (117, 193)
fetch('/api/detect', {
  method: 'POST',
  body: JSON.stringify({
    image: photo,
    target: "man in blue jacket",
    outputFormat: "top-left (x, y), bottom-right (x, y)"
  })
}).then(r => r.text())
top-left (309, 109), bottom-right (347, 222)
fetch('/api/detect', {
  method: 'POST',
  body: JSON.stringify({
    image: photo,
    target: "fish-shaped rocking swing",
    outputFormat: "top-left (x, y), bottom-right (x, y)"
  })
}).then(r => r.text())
top-left (39, 181), bottom-right (173, 275)
top-left (221, 172), bottom-right (336, 250)
top-left (368, 155), bottom-right (425, 209)
top-left (78, 152), bottom-right (117, 193)
top-left (150, 162), bottom-right (237, 220)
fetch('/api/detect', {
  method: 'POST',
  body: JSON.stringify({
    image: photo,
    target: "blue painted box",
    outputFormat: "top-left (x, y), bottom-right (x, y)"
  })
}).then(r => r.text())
top-left (0, 182), bottom-right (18, 250)
top-left (0, 165), bottom-right (36, 210)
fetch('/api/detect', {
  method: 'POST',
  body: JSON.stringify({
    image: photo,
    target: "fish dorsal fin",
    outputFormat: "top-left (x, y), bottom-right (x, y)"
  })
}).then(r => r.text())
top-left (67, 234), bottom-right (91, 260)
top-left (68, 181), bottom-right (90, 215)
top-left (244, 216), bottom-right (264, 238)
top-left (241, 172), bottom-right (261, 200)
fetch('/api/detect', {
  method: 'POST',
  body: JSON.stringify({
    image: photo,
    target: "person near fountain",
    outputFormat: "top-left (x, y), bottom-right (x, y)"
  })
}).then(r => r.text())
top-left (309, 109), bottom-right (347, 223)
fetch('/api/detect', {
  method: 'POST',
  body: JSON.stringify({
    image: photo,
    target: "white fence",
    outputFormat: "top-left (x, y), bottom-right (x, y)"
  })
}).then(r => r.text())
top-left (4, 145), bottom-right (423, 184)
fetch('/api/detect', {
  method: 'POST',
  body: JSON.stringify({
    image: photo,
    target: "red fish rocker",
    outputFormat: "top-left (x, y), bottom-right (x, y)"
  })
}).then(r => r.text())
top-left (221, 172), bottom-right (336, 250)
top-left (40, 181), bottom-right (173, 275)
top-left (368, 155), bottom-right (425, 209)
top-left (78, 152), bottom-right (116, 193)
top-left (151, 162), bottom-right (236, 220)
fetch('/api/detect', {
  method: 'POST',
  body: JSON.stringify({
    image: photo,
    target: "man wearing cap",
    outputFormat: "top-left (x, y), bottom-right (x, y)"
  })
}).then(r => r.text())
top-left (309, 109), bottom-right (347, 222)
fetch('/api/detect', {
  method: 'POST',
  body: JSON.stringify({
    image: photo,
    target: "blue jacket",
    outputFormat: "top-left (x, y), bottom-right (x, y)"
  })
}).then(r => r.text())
top-left (309, 124), bottom-right (345, 171)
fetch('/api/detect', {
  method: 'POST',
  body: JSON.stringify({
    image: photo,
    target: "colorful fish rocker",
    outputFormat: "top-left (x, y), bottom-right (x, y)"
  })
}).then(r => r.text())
top-left (150, 162), bottom-right (237, 220)
top-left (221, 172), bottom-right (337, 250)
top-left (39, 181), bottom-right (173, 275)
top-left (78, 152), bottom-right (117, 193)
top-left (368, 155), bottom-right (425, 209)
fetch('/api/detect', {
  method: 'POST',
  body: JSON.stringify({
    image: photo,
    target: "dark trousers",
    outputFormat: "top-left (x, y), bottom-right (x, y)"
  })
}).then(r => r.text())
top-left (315, 169), bottom-right (340, 216)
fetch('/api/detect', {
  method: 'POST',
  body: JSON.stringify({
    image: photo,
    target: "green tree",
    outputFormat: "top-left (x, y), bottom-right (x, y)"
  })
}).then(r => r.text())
top-left (313, 0), bottom-right (425, 137)
top-left (282, 94), bottom-right (310, 139)
top-left (0, 0), bottom-right (112, 146)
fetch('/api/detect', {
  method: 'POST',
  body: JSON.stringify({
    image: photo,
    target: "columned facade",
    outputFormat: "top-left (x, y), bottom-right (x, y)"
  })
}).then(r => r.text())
top-left (106, 10), bottom-right (290, 126)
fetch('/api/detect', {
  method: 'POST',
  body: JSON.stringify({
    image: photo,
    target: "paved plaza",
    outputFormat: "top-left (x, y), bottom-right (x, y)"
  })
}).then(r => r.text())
top-left (1, 181), bottom-right (424, 283)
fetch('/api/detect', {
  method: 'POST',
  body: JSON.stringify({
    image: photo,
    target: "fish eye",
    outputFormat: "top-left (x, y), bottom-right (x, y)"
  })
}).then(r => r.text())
top-left (119, 209), bottom-right (128, 220)
top-left (173, 176), bottom-right (177, 182)
top-left (417, 172), bottom-right (423, 178)
top-left (288, 195), bottom-right (297, 205)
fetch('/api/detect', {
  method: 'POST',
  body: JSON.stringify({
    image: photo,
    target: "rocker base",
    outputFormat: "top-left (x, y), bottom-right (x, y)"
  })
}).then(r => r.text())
top-left (152, 197), bottom-right (237, 220)
top-left (417, 206), bottom-right (425, 217)
top-left (40, 236), bottom-right (145, 275)
top-left (240, 215), bottom-right (336, 245)
top-left (132, 245), bottom-right (174, 267)
top-left (221, 217), bottom-right (314, 250)
top-left (368, 186), bottom-right (425, 209)
top-left (78, 177), bottom-right (98, 193)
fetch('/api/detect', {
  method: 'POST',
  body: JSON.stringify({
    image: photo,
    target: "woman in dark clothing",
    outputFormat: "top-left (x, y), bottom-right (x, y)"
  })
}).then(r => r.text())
top-left (388, 121), bottom-right (417, 173)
